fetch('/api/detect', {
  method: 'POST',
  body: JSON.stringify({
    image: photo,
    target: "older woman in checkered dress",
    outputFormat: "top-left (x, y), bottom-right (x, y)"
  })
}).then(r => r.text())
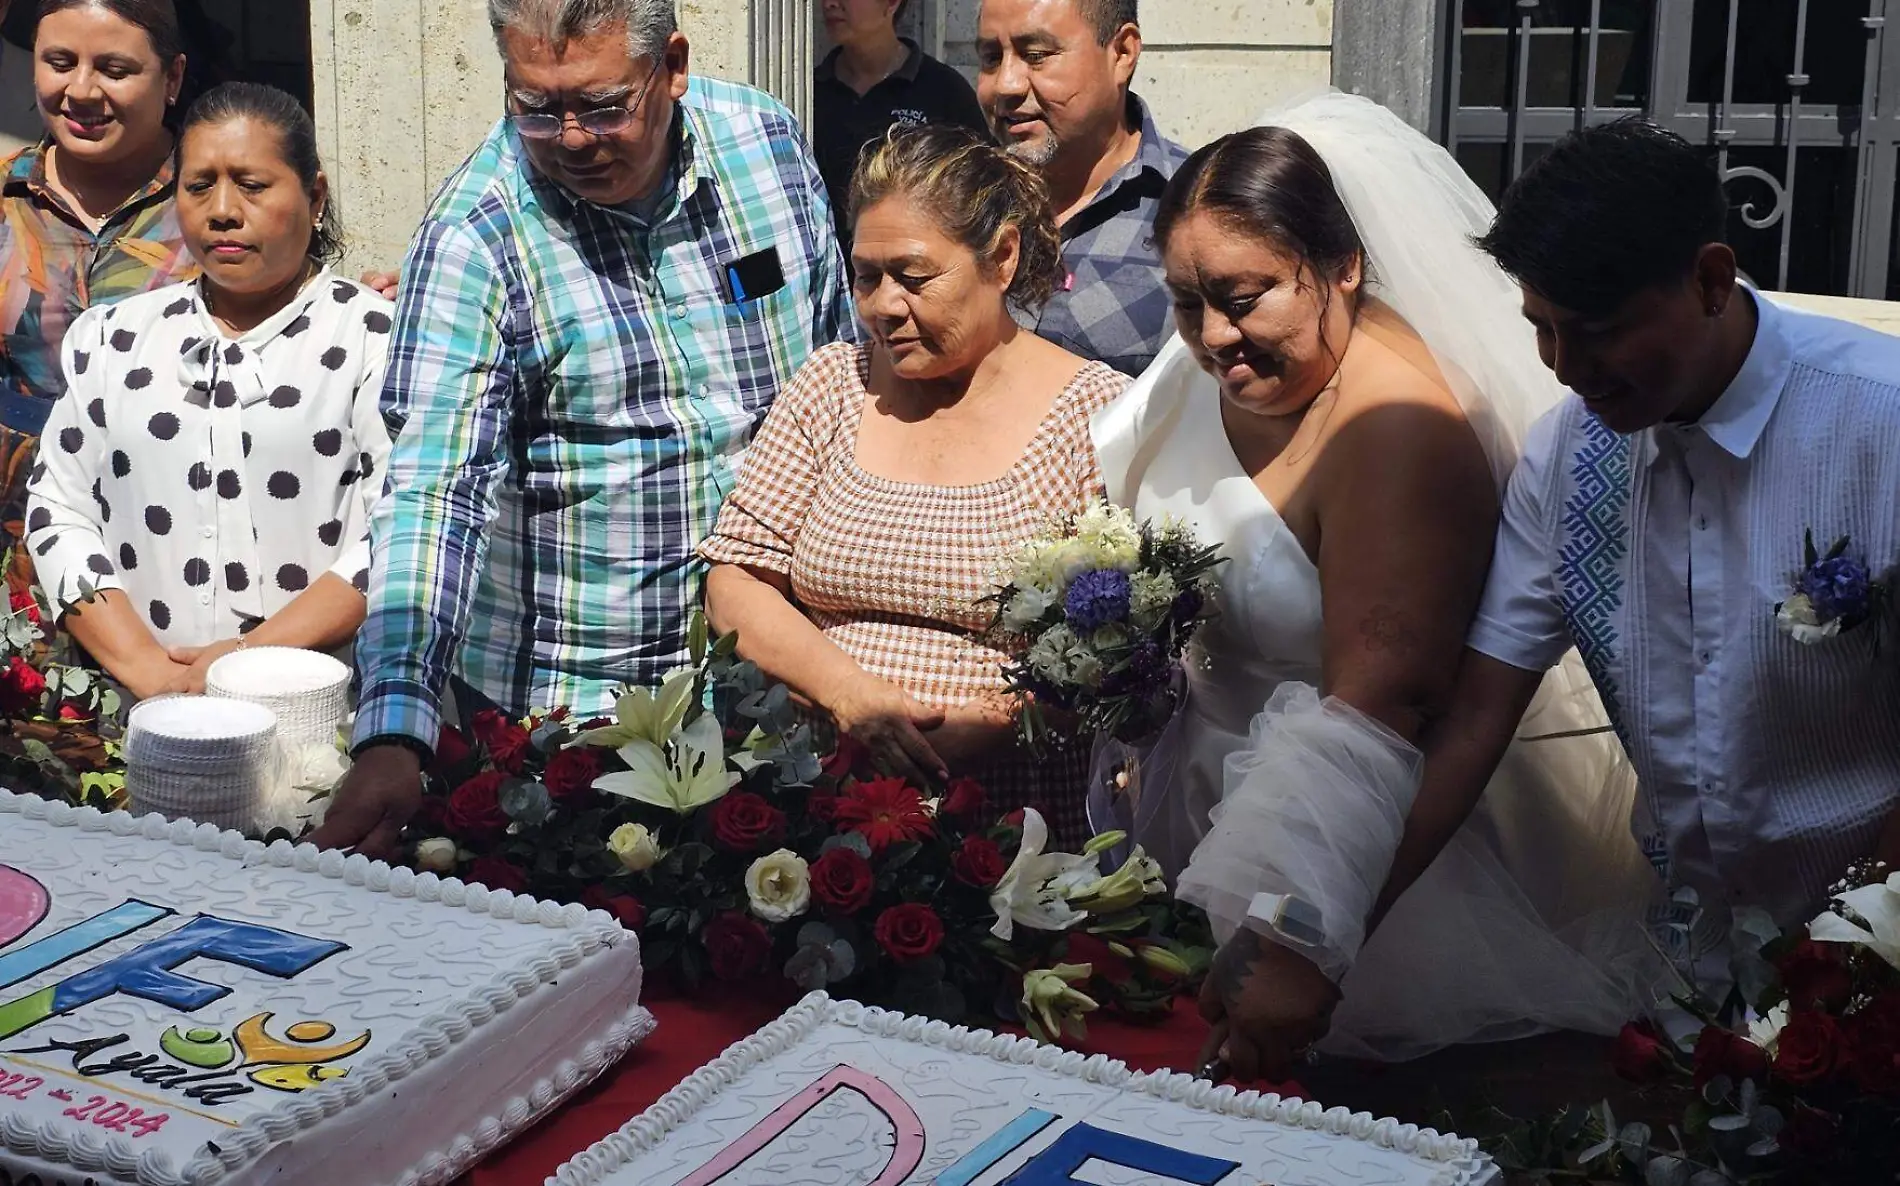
top-left (699, 124), bottom-right (1127, 841)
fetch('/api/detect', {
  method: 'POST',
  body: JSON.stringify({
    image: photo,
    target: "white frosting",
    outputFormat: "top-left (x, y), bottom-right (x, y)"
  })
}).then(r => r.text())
top-left (0, 788), bottom-right (650, 1186)
top-left (551, 992), bottom-right (1497, 1186)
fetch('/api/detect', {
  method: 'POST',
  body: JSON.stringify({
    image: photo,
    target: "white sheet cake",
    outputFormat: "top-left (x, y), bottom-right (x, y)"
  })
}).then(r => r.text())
top-left (0, 788), bottom-right (651, 1186)
top-left (549, 992), bottom-right (1498, 1186)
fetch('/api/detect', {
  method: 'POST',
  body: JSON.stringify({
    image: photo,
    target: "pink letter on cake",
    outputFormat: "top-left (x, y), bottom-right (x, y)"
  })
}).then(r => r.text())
top-left (676, 1065), bottom-right (925, 1186)
top-left (0, 866), bottom-right (48, 950)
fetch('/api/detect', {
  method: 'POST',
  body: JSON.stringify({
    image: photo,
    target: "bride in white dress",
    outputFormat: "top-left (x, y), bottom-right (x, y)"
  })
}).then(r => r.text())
top-left (1091, 93), bottom-right (1663, 1075)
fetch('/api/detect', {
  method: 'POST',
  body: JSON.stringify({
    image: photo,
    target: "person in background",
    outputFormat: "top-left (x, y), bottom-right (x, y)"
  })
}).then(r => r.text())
top-left (0, 0), bottom-right (199, 592)
top-left (813, 0), bottom-right (986, 252)
top-left (975, 0), bottom-right (1185, 376)
top-left (26, 81), bottom-right (392, 699)
top-left (701, 124), bottom-right (1126, 842)
top-left (313, 0), bottom-right (852, 859)
top-left (0, 0), bottom-right (40, 157)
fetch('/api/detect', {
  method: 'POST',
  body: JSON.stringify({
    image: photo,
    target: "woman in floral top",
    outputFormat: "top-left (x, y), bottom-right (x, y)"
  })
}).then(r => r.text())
top-left (0, 0), bottom-right (201, 591)
top-left (700, 126), bottom-right (1128, 841)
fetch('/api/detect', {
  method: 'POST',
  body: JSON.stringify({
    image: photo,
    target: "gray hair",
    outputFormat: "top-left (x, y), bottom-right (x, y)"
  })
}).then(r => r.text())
top-left (486, 0), bottom-right (677, 60)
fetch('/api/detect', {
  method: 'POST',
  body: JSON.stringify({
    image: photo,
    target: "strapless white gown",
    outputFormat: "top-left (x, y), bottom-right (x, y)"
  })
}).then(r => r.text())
top-left (1095, 344), bottom-right (1664, 1062)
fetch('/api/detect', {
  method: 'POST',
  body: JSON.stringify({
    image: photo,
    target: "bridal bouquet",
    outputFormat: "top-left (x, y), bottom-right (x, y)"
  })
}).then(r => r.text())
top-left (984, 503), bottom-right (1222, 751)
top-left (402, 618), bottom-right (1211, 1042)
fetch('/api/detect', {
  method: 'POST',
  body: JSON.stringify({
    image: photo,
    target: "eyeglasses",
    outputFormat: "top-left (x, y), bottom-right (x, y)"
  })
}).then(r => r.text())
top-left (507, 58), bottom-right (664, 141)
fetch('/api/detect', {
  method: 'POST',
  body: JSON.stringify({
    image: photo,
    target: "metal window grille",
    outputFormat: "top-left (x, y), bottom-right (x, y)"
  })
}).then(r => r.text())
top-left (1439, 0), bottom-right (1900, 299)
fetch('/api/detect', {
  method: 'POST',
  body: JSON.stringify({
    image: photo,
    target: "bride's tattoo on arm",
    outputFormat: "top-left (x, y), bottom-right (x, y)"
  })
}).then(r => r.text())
top-left (1358, 604), bottom-right (1420, 655)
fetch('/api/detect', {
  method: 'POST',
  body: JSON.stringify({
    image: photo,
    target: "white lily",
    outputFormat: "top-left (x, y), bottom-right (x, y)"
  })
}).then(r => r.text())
top-left (988, 809), bottom-right (1096, 940)
top-left (1809, 871), bottom-right (1900, 972)
top-left (1748, 1002), bottom-right (1790, 1055)
top-left (592, 711), bottom-right (737, 814)
top-left (575, 667), bottom-right (698, 749)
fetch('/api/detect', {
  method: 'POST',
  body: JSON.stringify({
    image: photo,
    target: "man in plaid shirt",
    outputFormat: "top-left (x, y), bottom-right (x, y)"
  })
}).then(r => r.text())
top-left (977, 0), bottom-right (1188, 377)
top-left (316, 0), bottom-right (851, 856)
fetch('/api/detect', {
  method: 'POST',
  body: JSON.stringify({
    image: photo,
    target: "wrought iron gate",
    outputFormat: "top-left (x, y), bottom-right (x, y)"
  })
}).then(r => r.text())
top-left (1439, 0), bottom-right (1900, 299)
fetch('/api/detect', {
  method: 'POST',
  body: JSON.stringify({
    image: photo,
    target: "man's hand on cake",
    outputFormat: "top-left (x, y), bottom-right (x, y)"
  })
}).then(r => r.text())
top-left (1197, 928), bottom-right (1339, 1083)
top-left (309, 744), bottom-right (424, 859)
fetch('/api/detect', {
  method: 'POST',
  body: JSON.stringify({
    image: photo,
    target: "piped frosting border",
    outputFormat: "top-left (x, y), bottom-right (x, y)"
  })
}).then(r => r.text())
top-left (0, 788), bottom-right (653, 1186)
top-left (546, 991), bottom-right (1497, 1186)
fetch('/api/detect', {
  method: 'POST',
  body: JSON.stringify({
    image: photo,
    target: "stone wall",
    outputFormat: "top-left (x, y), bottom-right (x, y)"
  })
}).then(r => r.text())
top-left (310, 0), bottom-right (1332, 274)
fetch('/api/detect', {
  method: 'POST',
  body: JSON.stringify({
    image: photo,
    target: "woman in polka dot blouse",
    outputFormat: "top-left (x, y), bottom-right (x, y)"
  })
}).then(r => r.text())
top-left (25, 81), bottom-right (393, 700)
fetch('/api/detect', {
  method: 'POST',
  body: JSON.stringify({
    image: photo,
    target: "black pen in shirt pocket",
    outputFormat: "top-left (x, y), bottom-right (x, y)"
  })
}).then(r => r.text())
top-left (721, 247), bottom-right (786, 305)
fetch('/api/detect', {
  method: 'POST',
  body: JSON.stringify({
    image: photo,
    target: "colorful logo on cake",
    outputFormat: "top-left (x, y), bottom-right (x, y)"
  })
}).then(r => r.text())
top-left (0, 864), bottom-right (368, 1104)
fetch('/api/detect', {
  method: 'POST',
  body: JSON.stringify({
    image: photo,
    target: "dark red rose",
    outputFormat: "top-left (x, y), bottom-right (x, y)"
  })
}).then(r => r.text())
top-left (1773, 1010), bottom-right (1842, 1086)
top-left (709, 792), bottom-right (786, 853)
top-left (1065, 933), bottom-right (1133, 986)
top-left (1691, 1025), bottom-right (1769, 1089)
top-left (466, 855), bottom-right (529, 893)
top-left (873, 903), bottom-right (944, 963)
top-left (820, 733), bottom-right (872, 783)
top-left (810, 847), bottom-right (874, 914)
top-left (432, 724), bottom-right (473, 773)
top-left (702, 911), bottom-right (772, 980)
top-left (1611, 1020), bottom-right (1671, 1084)
top-left (807, 791), bottom-right (842, 823)
top-left (8, 588), bottom-right (41, 625)
top-left (1000, 809), bottom-right (1026, 830)
top-left (56, 703), bottom-right (81, 721)
top-left (1844, 990), bottom-right (1900, 1095)
top-left (0, 657), bottom-right (45, 715)
top-left (1778, 940), bottom-right (1854, 1012)
top-left (470, 709), bottom-right (532, 774)
top-left (951, 836), bottom-right (1007, 888)
top-left (445, 771), bottom-right (510, 842)
top-left (941, 777), bottom-right (986, 822)
top-left (1779, 1104), bottom-right (1842, 1158)
top-left (542, 746), bottom-right (603, 803)
top-left (582, 886), bottom-right (646, 931)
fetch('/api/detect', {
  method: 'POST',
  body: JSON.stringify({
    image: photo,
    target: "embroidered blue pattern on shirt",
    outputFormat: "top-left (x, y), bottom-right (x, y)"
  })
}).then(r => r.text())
top-left (1557, 411), bottom-right (1635, 746)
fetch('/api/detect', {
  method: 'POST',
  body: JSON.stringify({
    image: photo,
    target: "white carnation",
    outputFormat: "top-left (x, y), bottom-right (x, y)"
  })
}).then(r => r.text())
top-left (1002, 586), bottom-right (1057, 632)
top-left (1776, 593), bottom-right (1842, 645)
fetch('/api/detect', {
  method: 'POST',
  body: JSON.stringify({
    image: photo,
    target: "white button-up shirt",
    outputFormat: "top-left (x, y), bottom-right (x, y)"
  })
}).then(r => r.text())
top-left (26, 271), bottom-right (393, 650)
top-left (1471, 292), bottom-right (1900, 934)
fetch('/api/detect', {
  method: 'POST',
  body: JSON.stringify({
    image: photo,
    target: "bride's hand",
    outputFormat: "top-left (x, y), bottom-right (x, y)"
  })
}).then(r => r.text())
top-left (1197, 928), bottom-right (1340, 1083)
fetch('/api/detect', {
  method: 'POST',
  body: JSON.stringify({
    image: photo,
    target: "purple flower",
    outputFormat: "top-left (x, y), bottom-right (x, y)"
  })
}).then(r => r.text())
top-left (1102, 640), bottom-right (1170, 697)
top-left (1170, 586), bottom-right (1205, 627)
top-left (1799, 554), bottom-right (1873, 623)
top-left (1065, 568), bottom-right (1131, 632)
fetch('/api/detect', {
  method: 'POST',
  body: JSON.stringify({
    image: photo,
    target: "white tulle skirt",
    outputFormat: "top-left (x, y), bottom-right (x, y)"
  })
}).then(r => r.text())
top-left (1097, 661), bottom-right (1667, 1063)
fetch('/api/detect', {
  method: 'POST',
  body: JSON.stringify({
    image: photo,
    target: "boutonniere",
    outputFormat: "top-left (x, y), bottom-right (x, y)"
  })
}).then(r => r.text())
top-left (1775, 530), bottom-right (1892, 647)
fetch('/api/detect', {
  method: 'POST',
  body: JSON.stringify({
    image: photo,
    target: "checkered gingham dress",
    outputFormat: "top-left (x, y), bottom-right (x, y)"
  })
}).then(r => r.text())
top-left (700, 342), bottom-right (1128, 843)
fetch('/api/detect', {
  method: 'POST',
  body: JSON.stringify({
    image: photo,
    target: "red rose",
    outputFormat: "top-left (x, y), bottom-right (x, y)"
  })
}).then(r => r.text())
top-left (466, 855), bottom-right (528, 893)
top-left (808, 791), bottom-right (842, 823)
top-left (1773, 1010), bottom-right (1842, 1086)
top-left (1779, 1104), bottom-right (1842, 1158)
top-left (810, 847), bottom-right (874, 914)
top-left (8, 588), bottom-right (40, 625)
top-left (941, 777), bottom-right (986, 822)
top-left (1778, 940), bottom-right (1854, 1012)
top-left (0, 657), bottom-right (45, 714)
top-left (873, 903), bottom-right (944, 963)
top-left (833, 777), bottom-right (934, 853)
top-left (542, 746), bottom-right (603, 803)
top-left (432, 724), bottom-right (473, 773)
top-left (1065, 933), bottom-right (1133, 986)
top-left (1691, 1025), bottom-right (1769, 1089)
top-left (820, 734), bottom-right (872, 783)
top-left (702, 911), bottom-right (772, 980)
top-left (1610, 1020), bottom-right (1671, 1084)
top-left (582, 886), bottom-right (646, 931)
top-left (57, 703), bottom-right (81, 721)
top-left (1000, 809), bottom-right (1026, 829)
top-left (1844, 990), bottom-right (1900, 1095)
top-left (470, 709), bottom-right (532, 774)
top-left (951, 836), bottom-right (1007, 888)
top-left (444, 770), bottom-right (510, 843)
top-left (709, 792), bottom-right (786, 853)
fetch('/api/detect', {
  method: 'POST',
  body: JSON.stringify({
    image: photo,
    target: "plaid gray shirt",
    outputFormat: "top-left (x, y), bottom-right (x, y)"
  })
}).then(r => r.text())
top-left (1031, 94), bottom-right (1189, 377)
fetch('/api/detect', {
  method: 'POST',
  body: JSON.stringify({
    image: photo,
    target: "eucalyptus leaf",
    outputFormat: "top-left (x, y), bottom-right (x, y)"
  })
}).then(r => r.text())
top-left (1645, 1154), bottom-right (1689, 1186)
top-left (63, 667), bottom-right (91, 697)
top-left (1618, 1122), bottom-right (1652, 1165)
top-left (498, 779), bottom-right (554, 827)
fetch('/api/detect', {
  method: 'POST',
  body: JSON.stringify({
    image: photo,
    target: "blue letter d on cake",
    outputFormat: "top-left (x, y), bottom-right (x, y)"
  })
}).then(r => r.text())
top-left (0, 916), bottom-right (345, 1040)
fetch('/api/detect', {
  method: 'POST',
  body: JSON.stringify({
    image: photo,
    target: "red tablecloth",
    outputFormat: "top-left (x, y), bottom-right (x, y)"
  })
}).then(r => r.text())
top-left (465, 986), bottom-right (1217, 1186)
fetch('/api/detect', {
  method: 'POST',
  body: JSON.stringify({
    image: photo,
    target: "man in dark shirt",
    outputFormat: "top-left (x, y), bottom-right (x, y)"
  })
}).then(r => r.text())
top-left (977, 0), bottom-right (1188, 376)
top-left (815, 0), bottom-right (988, 249)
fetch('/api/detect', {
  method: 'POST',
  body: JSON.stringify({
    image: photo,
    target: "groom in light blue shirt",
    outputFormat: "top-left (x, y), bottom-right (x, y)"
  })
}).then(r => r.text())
top-left (1379, 119), bottom-right (1900, 985)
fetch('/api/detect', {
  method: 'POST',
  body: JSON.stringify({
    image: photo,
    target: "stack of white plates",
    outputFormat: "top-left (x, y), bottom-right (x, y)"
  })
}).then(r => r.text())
top-left (207, 647), bottom-right (352, 749)
top-left (124, 696), bottom-right (283, 832)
